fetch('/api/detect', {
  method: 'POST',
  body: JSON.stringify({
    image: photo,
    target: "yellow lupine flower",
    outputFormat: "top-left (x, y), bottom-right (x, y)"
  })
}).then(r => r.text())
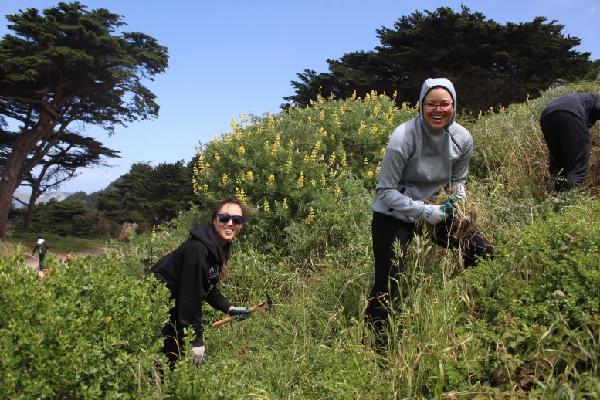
top-left (380, 147), bottom-right (386, 157)
top-left (310, 179), bottom-right (316, 187)
top-left (225, 134), bottom-right (233, 144)
top-left (367, 170), bottom-right (374, 178)
top-left (363, 157), bottom-right (369, 166)
top-left (238, 146), bottom-right (246, 156)
top-left (221, 174), bottom-right (229, 185)
top-left (214, 153), bottom-right (221, 162)
top-left (282, 198), bottom-right (288, 209)
top-left (285, 158), bottom-right (293, 172)
top-left (340, 152), bottom-right (347, 167)
top-left (263, 200), bottom-right (270, 212)
top-left (319, 109), bottom-right (325, 121)
top-left (320, 174), bottom-right (326, 187)
top-left (372, 105), bottom-right (381, 117)
top-left (246, 171), bottom-right (254, 182)
top-left (267, 174), bottom-right (275, 185)
top-left (296, 171), bottom-right (304, 188)
top-left (305, 207), bottom-right (315, 224)
top-left (334, 184), bottom-right (341, 197)
top-left (351, 90), bottom-right (357, 100)
top-left (230, 118), bottom-right (239, 131)
top-left (328, 152), bottom-right (336, 166)
top-left (235, 187), bottom-right (247, 204)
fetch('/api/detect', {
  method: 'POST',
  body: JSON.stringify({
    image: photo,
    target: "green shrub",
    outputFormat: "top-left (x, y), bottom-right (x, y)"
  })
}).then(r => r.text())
top-left (0, 254), bottom-right (170, 399)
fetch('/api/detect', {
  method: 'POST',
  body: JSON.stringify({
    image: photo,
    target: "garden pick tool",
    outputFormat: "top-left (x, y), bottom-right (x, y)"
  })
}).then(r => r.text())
top-left (210, 292), bottom-right (274, 328)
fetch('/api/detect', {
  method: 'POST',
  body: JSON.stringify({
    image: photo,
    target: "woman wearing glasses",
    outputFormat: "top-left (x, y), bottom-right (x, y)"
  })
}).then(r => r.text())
top-left (152, 197), bottom-right (250, 366)
top-left (366, 78), bottom-right (493, 348)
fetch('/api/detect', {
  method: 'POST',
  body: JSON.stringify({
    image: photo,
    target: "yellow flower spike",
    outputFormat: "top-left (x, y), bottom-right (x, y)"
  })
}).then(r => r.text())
top-left (235, 187), bottom-right (247, 204)
top-left (367, 170), bottom-right (374, 178)
top-left (267, 174), bottom-right (275, 185)
top-left (221, 174), bottom-right (229, 185)
top-left (285, 158), bottom-right (293, 172)
top-left (363, 157), bottom-right (369, 166)
top-left (320, 174), bottom-right (326, 187)
top-left (310, 179), bottom-right (316, 187)
top-left (263, 200), bottom-right (270, 212)
top-left (328, 152), bottom-right (336, 166)
top-left (334, 184), bottom-right (341, 197)
top-left (319, 109), bottom-right (325, 121)
top-left (317, 94), bottom-right (324, 104)
top-left (341, 152), bottom-right (347, 167)
top-left (305, 207), bottom-right (315, 225)
top-left (370, 126), bottom-right (379, 135)
top-left (238, 146), bottom-right (246, 156)
top-left (380, 147), bottom-right (386, 157)
top-left (225, 134), bottom-right (233, 144)
top-left (246, 171), bottom-right (254, 182)
top-left (296, 171), bottom-right (304, 188)
top-left (351, 90), bottom-right (357, 100)
top-left (282, 198), bottom-right (288, 209)
top-left (230, 118), bottom-right (239, 131)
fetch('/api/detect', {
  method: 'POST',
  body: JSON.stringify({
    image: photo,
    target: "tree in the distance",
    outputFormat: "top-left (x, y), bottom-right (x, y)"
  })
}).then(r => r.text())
top-left (96, 161), bottom-right (194, 231)
top-left (0, 1), bottom-right (168, 239)
top-left (8, 132), bottom-right (120, 231)
top-left (284, 6), bottom-right (595, 113)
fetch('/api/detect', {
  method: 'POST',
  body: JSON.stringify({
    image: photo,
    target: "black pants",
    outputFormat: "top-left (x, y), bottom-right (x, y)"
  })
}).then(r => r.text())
top-left (540, 111), bottom-right (591, 192)
top-left (365, 212), bottom-right (493, 330)
top-left (162, 307), bottom-right (185, 368)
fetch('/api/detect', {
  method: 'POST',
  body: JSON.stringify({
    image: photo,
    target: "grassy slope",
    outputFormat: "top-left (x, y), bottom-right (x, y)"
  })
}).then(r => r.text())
top-left (2, 81), bottom-right (599, 399)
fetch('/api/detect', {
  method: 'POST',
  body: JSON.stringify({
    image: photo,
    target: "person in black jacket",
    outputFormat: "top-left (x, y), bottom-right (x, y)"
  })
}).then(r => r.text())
top-left (152, 197), bottom-right (251, 366)
top-left (540, 93), bottom-right (600, 192)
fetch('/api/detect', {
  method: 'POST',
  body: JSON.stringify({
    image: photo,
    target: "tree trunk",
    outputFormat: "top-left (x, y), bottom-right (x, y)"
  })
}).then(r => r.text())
top-left (0, 116), bottom-right (55, 239)
top-left (23, 182), bottom-right (41, 233)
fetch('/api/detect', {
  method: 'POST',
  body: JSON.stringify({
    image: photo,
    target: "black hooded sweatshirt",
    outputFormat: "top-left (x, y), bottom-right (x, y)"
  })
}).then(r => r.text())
top-left (151, 222), bottom-right (232, 346)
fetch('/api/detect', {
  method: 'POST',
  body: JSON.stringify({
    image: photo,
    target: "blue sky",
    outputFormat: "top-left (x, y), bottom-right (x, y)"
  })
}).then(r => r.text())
top-left (3, 0), bottom-right (599, 194)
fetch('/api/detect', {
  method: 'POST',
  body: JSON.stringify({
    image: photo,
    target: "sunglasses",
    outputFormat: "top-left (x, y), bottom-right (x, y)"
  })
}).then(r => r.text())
top-left (217, 213), bottom-right (245, 225)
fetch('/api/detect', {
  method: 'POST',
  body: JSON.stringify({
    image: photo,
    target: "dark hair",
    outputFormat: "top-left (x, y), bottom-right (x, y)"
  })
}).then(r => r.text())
top-left (210, 197), bottom-right (248, 221)
top-left (210, 197), bottom-right (248, 280)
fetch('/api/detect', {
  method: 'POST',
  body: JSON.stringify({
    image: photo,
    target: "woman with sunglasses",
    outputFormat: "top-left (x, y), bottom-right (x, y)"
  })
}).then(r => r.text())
top-left (152, 197), bottom-right (250, 366)
top-left (366, 78), bottom-right (493, 348)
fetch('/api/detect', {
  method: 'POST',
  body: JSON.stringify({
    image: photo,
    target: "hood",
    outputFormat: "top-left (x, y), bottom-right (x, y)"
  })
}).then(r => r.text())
top-left (419, 78), bottom-right (457, 127)
top-left (189, 222), bottom-right (230, 264)
top-left (36, 238), bottom-right (45, 245)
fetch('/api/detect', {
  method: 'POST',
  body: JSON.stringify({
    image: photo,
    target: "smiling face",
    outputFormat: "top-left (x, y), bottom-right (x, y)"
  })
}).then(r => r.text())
top-left (212, 202), bottom-right (244, 245)
top-left (422, 88), bottom-right (454, 130)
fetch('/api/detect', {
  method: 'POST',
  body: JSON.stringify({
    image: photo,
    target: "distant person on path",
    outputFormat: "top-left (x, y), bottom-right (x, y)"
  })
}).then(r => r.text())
top-left (151, 197), bottom-right (252, 367)
top-left (366, 78), bottom-right (493, 348)
top-left (32, 238), bottom-right (49, 272)
top-left (540, 92), bottom-right (600, 192)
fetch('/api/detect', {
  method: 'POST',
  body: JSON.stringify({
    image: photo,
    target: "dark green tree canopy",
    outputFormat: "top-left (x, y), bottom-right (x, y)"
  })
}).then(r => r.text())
top-left (96, 161), bottom-right (194, 230)
top-left (0, 1), bottom-right (168, 128)
top-left (0, 1), bottom-right (168, 239)
top-left (284, 6), bottom-right (595, 113)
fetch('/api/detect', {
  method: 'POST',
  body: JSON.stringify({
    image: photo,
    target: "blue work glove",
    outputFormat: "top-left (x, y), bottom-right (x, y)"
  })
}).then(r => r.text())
top-left (419, 204), bottom-right (448, 225)
top-left (228, 306), bottom-right (251, 320)
top-left (440, 194), bottom-right (460, 214)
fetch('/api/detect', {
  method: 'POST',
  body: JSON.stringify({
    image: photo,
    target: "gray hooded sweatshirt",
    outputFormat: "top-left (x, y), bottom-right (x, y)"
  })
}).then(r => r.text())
top-left (371, 78), bottom-right (473, 222)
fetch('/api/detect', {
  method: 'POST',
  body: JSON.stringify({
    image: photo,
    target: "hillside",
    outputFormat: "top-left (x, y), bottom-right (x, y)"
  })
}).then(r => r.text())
top-left (1, 81), bottom-right (599, 399)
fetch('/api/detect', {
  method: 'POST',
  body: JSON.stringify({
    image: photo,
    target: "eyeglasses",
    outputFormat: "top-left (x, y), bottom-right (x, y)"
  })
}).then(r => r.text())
top-left (423, 102), bottom-right (453, 111)
top-left (217, 213), bottom-right (245, 225)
